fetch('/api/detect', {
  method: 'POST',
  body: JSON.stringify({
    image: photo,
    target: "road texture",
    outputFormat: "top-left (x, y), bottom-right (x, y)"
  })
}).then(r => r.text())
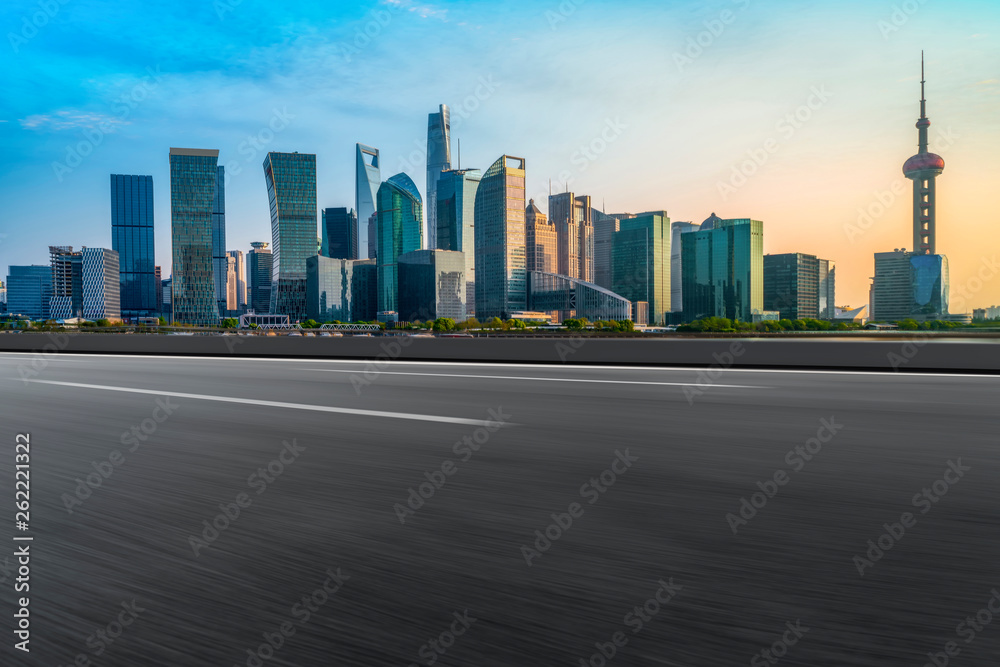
top-left (0, 352), bottom-right (998, 666)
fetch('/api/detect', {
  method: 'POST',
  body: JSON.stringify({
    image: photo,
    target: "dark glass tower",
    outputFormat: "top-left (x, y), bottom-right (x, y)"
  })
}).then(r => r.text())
top-left (437, 168), bottom-right (480, 315)
top-left (111, 174), bottom-right (157, 318)
top-left (681, 215), bottom-right (763, 322)
top-left (247, 242), bottom-right (273, 313)
top-left (426, 104), bottom-right (451, 250)
top-left (169, 148), bottom-right (220, 326)
top-left (212, 166), bottom-right (227, 317)
top-left (264, 152), bottom-right (317, 321)
top-left (321, 207), bottom-right (358, 260)
top-left (376, 173), bottom-right (423, 315)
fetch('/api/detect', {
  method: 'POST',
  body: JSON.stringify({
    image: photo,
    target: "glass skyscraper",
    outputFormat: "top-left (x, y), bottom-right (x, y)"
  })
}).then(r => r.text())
top-left (611, 211), bottom-right (671, 325)
top-left (227, 249), bottom-right (246, 313)
top-left (763, 253), bottom-right (821, 320)
top-left (321, 207), bottom-right (358, 260)
top-left (82, 247), bottom-right (121, 320)
top-left (669, 221), bottom-right (699, 313)
top-left (306, 256), bottom-right (377, 322)
top-left (5, 265), bottom-right (52, 320)
top-left (593, 209), bottom-right (622, 290)
top-left (436, 168), bottom-right (480, 315)
top-left (549, 192), bottom-right (594, 283)
top-left (264, 152), bottom-right (317, 321)
top-left (355, 144), bottom-right (381, 260)
top-left (911, 254), bottom-right (949, 319)
top-left (212, 166), bottom-right (227, 317)
top-left (397, 249), bottom-right (466, 322)
top-left (111, 174), bottom-right (156, 318)
top-left (681, 216), bottom-right (764, 322)
top-left (170, 148), bottom-right (220, 326)
top-left (376, 173), bottom-right (423, 315)
top-left (247, 242), bottom-right (273, 313)
top-left (426, 104), bottom-right (452, 250)
top-left (474, 155), bottom-right (527, 321)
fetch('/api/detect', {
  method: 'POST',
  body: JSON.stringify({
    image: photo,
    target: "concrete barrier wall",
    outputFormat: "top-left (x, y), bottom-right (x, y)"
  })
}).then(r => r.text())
top-left (1, 333), bottom-right (998, 372)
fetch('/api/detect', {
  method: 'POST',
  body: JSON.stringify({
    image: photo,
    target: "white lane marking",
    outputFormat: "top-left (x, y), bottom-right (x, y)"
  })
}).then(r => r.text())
top-left (303, 368), bottom-right (764, 389)
top-left (23, 380), bottom-right (510, 427)
top-left (2, 353), bottom-right (998, 379)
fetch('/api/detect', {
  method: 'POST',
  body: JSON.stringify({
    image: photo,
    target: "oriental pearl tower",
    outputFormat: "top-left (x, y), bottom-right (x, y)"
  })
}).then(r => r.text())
top-left (903, 52), bottom-right (945, 256)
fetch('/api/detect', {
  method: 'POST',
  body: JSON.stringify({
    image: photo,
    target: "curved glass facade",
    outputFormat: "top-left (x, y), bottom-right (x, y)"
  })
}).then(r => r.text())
top-left (376, 173), bottom-right (423, 314)
top-left (355, 144), bottom-right (381, 260)
top-left (911, 254), bottom-right (949, 318)
top-left (527, 271), bottom-right (632, 322)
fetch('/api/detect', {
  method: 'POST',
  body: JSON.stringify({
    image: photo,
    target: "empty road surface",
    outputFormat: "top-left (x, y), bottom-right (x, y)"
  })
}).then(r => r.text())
top-left (0, 352), bottom-right (998, 666)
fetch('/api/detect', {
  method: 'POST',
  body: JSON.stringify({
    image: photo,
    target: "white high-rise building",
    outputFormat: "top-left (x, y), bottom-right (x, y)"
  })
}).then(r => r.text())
top-left (82, 247), bottom-right (121, 320)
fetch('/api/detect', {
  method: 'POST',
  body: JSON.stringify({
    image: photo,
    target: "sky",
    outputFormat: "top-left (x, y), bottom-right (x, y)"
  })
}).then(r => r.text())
top-left (1, 0), bottom-right (998, 311)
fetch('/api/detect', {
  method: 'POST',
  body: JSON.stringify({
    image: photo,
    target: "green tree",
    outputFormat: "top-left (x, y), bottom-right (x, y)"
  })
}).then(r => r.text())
top-left (898, 318), bottom-right (919, 330)
top-left (95, 319), bottom-right (111, 328)
top-left (618, 320), bottom-right (635, 332)
top-left (221, 317), bottom-right (240, 329)
top-left (433, 318), bottom-right (456, 332)
top-left (300, 319), bottom-right (319, 329)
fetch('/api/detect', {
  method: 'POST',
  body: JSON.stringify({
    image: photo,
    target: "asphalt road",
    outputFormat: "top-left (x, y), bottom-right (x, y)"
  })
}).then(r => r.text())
top-left (0, 352), bottom-right (998, 666)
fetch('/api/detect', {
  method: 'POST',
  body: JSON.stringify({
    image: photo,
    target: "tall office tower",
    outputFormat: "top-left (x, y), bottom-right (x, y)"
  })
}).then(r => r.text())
top-left (397, 249), bottom-right (466, 322)
top-left (111, 174), bottom-right (156, 319)
top-left (474, 155), bottom-right (527, 320)
top-left (549, 192), bottom-right (594, 282)
top-left (48, 246), bottom-right (83, 319)
top-left (169, 148), bottom-right (221, 326)
top-left (872, 249), bottom-right (915, 321)
top-left (211, 166), bottom-right (227, 316)
top-left (904, 54), bottom-right (945, 256)
top-left (264, 152), bottom-right (317, 321)
top-left (593, 210), bottom-right (620, 289)
top-left (82, 247), bottom-right (121, 320)
top-left (154, 266), bottom-right (162, 314)
top-left (321, 207), bottom-right (359, 260)
top-left (611, 211), bottom-right (671, 325)
top-left (437, 169), bottom-right (481, 314)
top-left (306, 256), bottom-right (377, 322)
top-left (356, 144), bottom-right (381, 260)
top-left (818, 259), bottom-right (836, 319)
top-left (5, 266), bottom-right (52, 319)
top-left (763, 253), bottom-right (821, 320)
top-left (367, 213), bottom-right (378, 262)
top-left (247, 242), bottom-right (273, 313)
top-left (526, 200), bottom-right (557, 274)
top-left (680, 214), bottom-right (764, 322)
top-left (376, 173), bottom-right (423, 315)
top-left (161, 278), bottom-right (171, 316)
top-left (226, 250), bottom-right (246, 313)
top-left (669, 221), bottom-right (699, 313)
top-left (426, 104), bottom-right (452, 250)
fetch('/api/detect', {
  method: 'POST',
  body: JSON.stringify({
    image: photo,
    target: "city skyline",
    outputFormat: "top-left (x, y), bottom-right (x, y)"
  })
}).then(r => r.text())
top-left (2, 0), bottom-right (999, 310)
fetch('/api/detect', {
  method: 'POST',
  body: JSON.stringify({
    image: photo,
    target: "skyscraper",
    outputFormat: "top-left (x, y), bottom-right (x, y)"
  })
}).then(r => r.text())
top-left (306, 256), bottom-right (377, 323)
top-left (227, 249), bottom-right (246, 313)
top-left (376, 173), bottom-right (423, 315)
top-left (397, 249), bottom-right (466, 322)
top-left (111, 174), bottom-right (156, 319)
top-left (356, 144), bottom-right (381, 260)
top-left (82, 247), bottom-right (121, 320)
top-left (437, 168), bottom-right (480, 314)
top-left (526, 199), bottom-right (557, 274)
top-left (611, 211), bottom-right (671, 325)
top-left (681, 214), bottom-right (763, 322)
top-left (763, 253), bottom-right (821, 320)
top-left (264, 152), bottom-right (317, 321)
top-left (669, 221), bottom-right (699, 313)
top-left (593, 209), bottom-right (621, 290)
top-left (474, 155), bottom-right (527, 320)
top-left (321, 207), bottom-right (359, 260)
top-left (212, 166), bottom-right (227, 317)
top-left (169, 148), bottom-right (220, 326)
top-left (871, 250), bottom-right (915, 321)
top-left (426, 104), bottom-right (452, 250)
top-left (48, 246), bottom-right (82, 319)
top-left (818, 259), bottom-right (836, 319)
top-left (247, 242), bottom-right (273, 313)
top-left (549, 192), bottom-right (594, 282)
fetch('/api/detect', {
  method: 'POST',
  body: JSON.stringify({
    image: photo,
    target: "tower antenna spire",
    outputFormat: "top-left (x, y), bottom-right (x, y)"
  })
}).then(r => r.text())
top-left (920, 50), bottom-right (927, 120)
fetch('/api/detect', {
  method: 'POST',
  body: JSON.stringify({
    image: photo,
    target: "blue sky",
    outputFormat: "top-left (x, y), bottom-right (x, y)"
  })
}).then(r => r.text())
top-left (1, 0), bottom-right (999, 308)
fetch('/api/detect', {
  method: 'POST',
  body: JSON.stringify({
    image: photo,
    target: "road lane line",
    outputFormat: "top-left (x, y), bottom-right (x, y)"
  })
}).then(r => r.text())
top-left (23, 380), bottom-right (511, 427)
top-left (302, 368), bottom-right (765, 389)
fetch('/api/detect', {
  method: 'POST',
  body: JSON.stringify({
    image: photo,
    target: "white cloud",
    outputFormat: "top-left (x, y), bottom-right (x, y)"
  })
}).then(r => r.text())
top-left (19, 110), bottom-right (130, 132)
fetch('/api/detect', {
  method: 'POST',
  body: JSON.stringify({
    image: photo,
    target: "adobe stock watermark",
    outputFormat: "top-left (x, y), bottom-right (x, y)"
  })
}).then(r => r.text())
top-left (17, 330), bottom-right (71, 383)
top-left (726, 417), bottom-right (844, 534)
top-left (853, 458), bottom-right (971, 576)
top-left (187, 439), bottom-right (306, 557)
top-left (393, 407), bottom-right (512, 524)
top-left (406, 610), bottom-right (477, 667)
top-left (8, 0), bottom-right (71, 54)
top-left (528, 117), bottom-right (628, 204)
top-left (750, 620), bottom-right (810, 667)
top-left (546, 0), bottom-right (587, 31)
top-left (878, 0), bottom-right (930, 40)
top-left (350, 336), bottom-right (416, 394)
top-left (51, 65), bottom-right (164, 183)
top-left (326, 2), bottom-right (406, 65)
top-left (521, 449), bottom-right (639, 566)
top-left (951, 254), bottom-right (1000, 315)
top-left (55, 599), bottom-right (147, 666)
top-left (843, 126), bottom-right (958, 244)
top-left (673, 0), bottom-right (752, 72)
top-left (683, 341), bottom-right (745, 405)
top-left (718, 85), bottom-right (833, 201)
top-left (922, 589), bottom-right (1000, 667)
top-left (222, 107), bottom-right (296, 186)
top-left (234, 567), bottom-right (350, 667)
top-left (61, 398), bottom-right (181, 515)
top-left (576, 577), bottom-right (682, 666)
